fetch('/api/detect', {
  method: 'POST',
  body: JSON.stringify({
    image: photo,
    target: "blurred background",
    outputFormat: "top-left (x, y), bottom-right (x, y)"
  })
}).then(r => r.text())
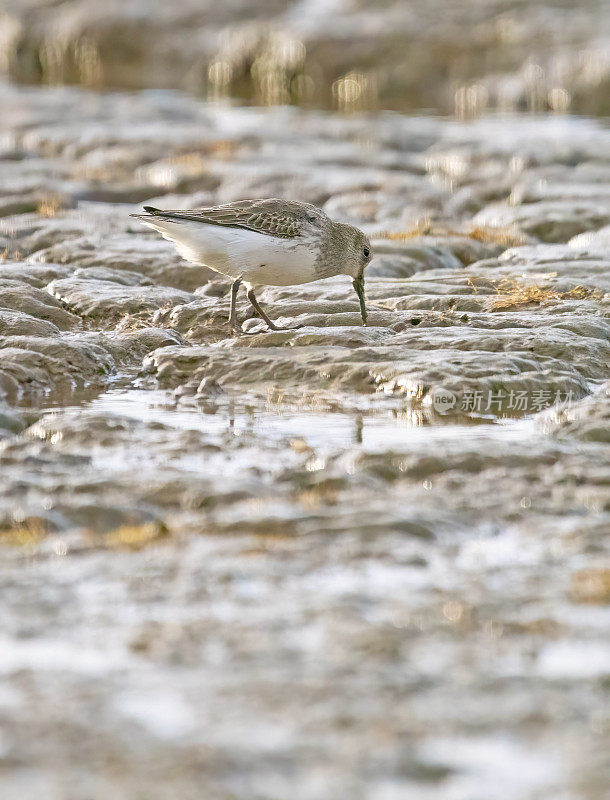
top-left (1, 4), bottom-right (609, 800)
top-left (2, 0), bottom-right (609, 117)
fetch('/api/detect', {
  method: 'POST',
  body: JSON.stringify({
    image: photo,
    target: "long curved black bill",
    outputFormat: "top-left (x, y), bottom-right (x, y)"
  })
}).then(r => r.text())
top-left (353, 277), bottom-right (367, 325)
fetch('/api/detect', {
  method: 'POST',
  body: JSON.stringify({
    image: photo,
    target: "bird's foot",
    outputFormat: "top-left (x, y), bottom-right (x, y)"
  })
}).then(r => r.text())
top-left (237, 319), bottom-right (303, 334)
top-left (228, 322), bottom-right (263, 337)
top-left (263, 320), bottom-right (303, 332)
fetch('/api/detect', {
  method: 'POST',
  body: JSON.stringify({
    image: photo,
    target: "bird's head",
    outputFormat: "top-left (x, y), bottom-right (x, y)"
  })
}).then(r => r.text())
top-left (334, 222), bottom-right (373, 325)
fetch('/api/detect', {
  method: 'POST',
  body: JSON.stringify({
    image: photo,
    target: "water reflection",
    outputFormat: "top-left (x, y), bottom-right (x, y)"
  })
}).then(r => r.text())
top-left (85, 388), bottom-right (536, 455)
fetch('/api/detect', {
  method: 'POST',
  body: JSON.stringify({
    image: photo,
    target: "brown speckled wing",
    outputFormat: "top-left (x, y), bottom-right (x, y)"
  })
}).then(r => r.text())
top-left (144, 200), bottom-right (304, 239)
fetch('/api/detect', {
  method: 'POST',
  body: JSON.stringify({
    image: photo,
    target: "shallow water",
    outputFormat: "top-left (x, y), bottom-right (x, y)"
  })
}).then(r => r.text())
top-left (88, 387), bottom-right (537, 451)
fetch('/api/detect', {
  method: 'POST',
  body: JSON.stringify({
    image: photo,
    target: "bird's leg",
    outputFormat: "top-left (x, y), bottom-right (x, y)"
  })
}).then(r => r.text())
top-left (228, 278), bottom-right (242, 333)
top-left (246, 288), bottom-right (300, 332)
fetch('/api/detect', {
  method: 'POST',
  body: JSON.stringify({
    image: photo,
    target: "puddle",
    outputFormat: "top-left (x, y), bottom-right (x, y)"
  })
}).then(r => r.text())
top-left (84, 387), bottom-right (539, 457)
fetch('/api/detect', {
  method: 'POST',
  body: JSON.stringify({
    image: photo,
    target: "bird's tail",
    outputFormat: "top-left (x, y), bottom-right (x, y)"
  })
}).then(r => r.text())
top-left (130, 205), bottom-right (161, 219)
top-left (130, 206), bottom-right (190, 225)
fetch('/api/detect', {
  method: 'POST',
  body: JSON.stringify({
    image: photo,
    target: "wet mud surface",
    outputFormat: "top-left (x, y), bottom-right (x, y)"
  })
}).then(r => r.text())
top-left (0, 82), bottom-right (609, 799)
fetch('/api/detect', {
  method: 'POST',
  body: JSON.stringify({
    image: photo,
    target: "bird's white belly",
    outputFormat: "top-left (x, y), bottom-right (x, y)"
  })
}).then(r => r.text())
top-left (143, 218), bottom-right (319, 286)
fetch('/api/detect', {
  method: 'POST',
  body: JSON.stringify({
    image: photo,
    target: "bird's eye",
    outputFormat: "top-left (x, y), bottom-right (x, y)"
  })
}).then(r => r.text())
top-left (363, 246), bottom-right (370, 258)
top-left (306, 213), bottom-right (316, 223)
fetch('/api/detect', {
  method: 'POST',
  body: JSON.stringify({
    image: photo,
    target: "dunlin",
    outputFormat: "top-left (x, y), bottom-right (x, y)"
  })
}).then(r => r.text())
top-left (132, 199), bottom-right (372, 333)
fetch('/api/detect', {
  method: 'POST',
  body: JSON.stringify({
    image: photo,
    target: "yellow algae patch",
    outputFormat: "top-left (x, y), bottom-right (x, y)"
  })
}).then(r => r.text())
top-left (375, 218), bottom-right (432, 240)
top-left (570, 568), bottom-right (610, 604)
top-left (100, 522), bottom-right (169, 551)
top-left (375, 222), bottom-right (526, 247)
top-left (466, 225), bottom-right (526, 247)
top-left (489, 278), bottom-right (603, 311)
top-left (0, 519), bottom-right (46, 549)
top-left (37, 195), bottom-right (64, 217)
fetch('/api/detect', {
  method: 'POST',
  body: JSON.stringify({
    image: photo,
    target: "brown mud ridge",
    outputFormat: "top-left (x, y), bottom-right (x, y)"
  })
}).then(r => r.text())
top-left (0, 83), bottom-right (608, 800)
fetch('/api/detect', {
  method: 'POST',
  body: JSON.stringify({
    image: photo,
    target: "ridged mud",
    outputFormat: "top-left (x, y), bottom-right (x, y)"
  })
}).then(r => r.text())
top-left (0, 81), bottom-right (608, 800)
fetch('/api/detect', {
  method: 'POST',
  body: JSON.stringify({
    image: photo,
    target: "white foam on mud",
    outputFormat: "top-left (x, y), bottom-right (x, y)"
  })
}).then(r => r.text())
top-left (114, 687), bottom-right (197, 740)
top-left (0, 636), bottom-right (128, 676)
top-left (417, 735), bottom-right (563, 800)
top-left (536, 640), bottom-right (610, 679)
